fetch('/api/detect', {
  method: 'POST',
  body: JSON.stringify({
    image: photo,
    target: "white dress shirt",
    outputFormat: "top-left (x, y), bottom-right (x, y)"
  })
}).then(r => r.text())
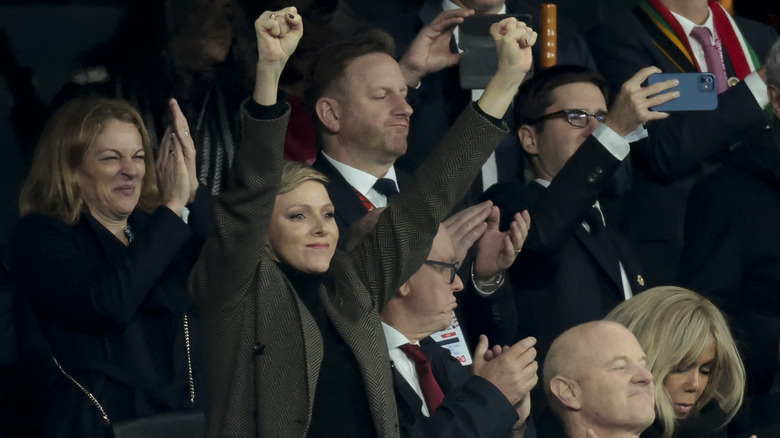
top-left (382, 322), bottom-right (430, 417)
top-left (322, 151), bottom-right (399, 208)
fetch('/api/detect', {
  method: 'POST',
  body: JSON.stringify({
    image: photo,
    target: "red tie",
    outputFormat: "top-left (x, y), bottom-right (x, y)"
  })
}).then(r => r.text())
top-left (689, 26), bottom-right (728, 93)
top-left (399, 343), bottom-right (445, 413)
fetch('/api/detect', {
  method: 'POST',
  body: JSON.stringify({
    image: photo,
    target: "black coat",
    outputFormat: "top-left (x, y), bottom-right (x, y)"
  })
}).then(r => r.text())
top-left (10, 187), bottom-right (213, 437)
top-left (682, 126), bottom-right (780, 394)
top-left (480, 135), bottom-right (646, 357)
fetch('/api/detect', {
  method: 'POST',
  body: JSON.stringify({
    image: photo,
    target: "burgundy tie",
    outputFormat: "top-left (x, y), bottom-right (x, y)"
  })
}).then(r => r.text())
top-left (399, 343), bottom-right (445, 413)
top-left (689, 27), bottom-right (728, 93)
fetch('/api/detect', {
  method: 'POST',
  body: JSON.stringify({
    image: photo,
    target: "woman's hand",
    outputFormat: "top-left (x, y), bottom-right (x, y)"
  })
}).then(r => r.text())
top-left (253, 7), bottom-right (303, 105)
top-left (157, 122), bottom-right (191, 216)
top-left (168, 98), bottom-right (199, 202)
top-left (478, 18), bottom-right (537, 118)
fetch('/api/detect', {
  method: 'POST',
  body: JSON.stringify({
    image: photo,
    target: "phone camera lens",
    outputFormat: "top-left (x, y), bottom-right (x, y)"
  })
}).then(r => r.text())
top-left (705, 77), bottom-right (713, 84)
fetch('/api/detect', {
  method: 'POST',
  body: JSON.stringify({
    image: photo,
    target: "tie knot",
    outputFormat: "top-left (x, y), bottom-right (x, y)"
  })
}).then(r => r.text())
top-left (373, 178), bottom-right (399, 198)
top-left (399, 343), bottom-right (427, 364)
top-left (690, 26), bottom-right (713, 45)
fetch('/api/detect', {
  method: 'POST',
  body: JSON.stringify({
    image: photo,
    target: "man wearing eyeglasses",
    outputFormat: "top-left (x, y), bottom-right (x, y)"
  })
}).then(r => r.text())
top-left (380, 217), bottom-right (539, 438)
top-left (480, 63), bottom-right (679, 364)
top-left (479, 63), bottom-right (675, 436)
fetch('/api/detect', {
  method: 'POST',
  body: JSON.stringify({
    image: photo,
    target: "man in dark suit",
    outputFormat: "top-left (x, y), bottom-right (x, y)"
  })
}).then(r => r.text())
top-left (378, 0), bottom-right (597, 205)
top-left (587, 0), bottom-right (778, 285)
top-left (310, 9), bottom-right (472, 248)
top-left (479, 64), bottom-right (675, 437)
top-left (681, 37), bottom-right (780, 396)
top-left (480, 64), bottom-right (674, 359)
top-left (380, 220), bottom-right (538, 437)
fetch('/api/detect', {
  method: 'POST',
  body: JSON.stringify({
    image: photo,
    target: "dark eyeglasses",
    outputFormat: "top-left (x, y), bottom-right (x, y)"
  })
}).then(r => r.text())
top-left (424, 260), bottom-right (460, 284)
top-left (530, 109), bottom-right (607, 128)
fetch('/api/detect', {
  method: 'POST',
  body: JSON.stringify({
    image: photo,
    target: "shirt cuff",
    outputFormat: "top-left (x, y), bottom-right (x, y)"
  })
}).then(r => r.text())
top-left (593, 123), bottom-right (630, 160)
top-left (743, 70), bottom-right (769, 109)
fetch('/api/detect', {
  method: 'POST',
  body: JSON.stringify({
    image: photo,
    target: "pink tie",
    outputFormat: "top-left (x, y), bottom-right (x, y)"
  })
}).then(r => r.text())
top-left (689, 26), bottom-right (728, 93)
top-left (399, 343), bottom-right (445, 413)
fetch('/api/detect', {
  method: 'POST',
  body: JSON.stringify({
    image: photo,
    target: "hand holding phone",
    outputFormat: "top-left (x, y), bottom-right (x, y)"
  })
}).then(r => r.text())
top-left (648, 72), bottom-right (718, 111)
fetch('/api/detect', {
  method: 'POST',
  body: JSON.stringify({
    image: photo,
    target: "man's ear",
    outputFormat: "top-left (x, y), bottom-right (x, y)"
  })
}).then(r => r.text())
top-left (769, 85), bottom-right (780, 120)
top-left (397, 282), bottom-right (412, 297)
top-left (518, 125), bottom-right (539, 155)
top-left (550, 376), bottom-right (582, 410)
top-left (316, 97), bottom-right (340, 133)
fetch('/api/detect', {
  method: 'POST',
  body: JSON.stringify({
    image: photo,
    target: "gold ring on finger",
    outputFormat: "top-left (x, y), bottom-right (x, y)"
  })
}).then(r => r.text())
top-left (270, 12), bottom-right (276, 19)
top-left (514, 249), bottom-right (522, 254)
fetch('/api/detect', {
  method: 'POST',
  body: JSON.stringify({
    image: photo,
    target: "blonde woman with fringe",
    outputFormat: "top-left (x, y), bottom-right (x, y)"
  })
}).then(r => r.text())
top-left (606, 286), bottom-right (746, 438)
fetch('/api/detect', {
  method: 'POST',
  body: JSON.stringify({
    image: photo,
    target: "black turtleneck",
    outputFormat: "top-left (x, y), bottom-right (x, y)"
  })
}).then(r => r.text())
top-left (278, 263), bottom-right (377, 438)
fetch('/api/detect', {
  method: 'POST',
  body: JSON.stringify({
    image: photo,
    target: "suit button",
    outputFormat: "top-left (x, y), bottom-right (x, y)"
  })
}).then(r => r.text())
top-left (587, 167), bottom-right (604, 184)
top-left (254, 343), bottom-right (265, 355)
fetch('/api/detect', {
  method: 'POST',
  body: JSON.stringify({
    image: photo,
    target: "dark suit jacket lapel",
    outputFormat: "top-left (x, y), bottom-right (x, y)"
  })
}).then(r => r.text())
top-left (574, 226), bottom-right (625, 297)
top-left (612, 234), bottom-right (647, 294)
top-left (313, 154), bottom-right (371, 245)
top-left (392, 365), bottom-right (425, 419)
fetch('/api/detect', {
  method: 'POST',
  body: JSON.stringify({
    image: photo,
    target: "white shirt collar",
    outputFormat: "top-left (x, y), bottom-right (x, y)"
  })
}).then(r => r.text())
top-left (382, 322), bottom-right (415, 351)
top-left (672, 7), bottom-right (716, 41)
top-left (321, 151), bottom-right (398, 197)
top-left (534, 177), bottom-right (551, 188)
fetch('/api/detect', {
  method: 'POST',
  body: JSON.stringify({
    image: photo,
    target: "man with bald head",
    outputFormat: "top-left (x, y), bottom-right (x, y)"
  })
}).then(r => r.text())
top-left (543, 321), bottom-right (655, 438)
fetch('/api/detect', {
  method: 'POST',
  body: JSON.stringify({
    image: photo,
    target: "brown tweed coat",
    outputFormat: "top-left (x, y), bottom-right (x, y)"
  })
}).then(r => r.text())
top-left (190, 100), bottom-right (508, 438)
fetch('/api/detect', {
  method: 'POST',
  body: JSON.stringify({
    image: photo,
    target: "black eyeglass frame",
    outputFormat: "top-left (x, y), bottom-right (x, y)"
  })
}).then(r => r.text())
top-left (530, 108), bottom-right (607, 128)
top-left (424, 260), bottom-right (460, 284)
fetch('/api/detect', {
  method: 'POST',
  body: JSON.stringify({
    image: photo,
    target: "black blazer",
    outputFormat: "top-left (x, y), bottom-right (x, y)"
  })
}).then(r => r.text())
top-left (393, 337), bottom-right (518, 438)
top-left (10, 187), bottom-right (213, 437)
top-left (587, 10), bottom-right (777, 284)
top-left (682, 127), bottom-right (780, 394)
top-left (312, 152), bottom-right (411, 249)
top-left (480, 135), bottom-right (646, 356)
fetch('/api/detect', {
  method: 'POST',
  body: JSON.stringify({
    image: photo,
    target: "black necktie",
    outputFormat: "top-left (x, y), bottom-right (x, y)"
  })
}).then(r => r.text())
top-left (373, 178), bottom-right (399, 198)
top-left (585, 205), bottom-right (605, 234)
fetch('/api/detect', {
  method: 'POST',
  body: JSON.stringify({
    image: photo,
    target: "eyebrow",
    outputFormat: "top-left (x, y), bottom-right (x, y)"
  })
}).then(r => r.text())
top-left (284, 203), bottom-right (335, 210)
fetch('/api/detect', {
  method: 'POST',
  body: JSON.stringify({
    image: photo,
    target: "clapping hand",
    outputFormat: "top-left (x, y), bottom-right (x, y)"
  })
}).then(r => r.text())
top-left (473, 207), bottom-right (530, 280)
top-left (443, 201), bottom-right (493, 266)
top-left (157, 99), bottom-right (193, 216)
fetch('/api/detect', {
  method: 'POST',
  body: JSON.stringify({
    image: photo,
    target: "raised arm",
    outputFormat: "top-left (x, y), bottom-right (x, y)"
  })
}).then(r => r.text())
top-left (478, 18), bottom-right (537, 119)
top-left (348, 18), bottom-right (537, 310)
top-left (190, 8), bottom-right (302, 308)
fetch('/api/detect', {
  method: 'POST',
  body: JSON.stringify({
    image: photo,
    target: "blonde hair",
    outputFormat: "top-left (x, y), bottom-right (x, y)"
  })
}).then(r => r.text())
top-left (278, 161), bottom-right (328, 195)
top-left (606, 286), bottom-right (745, 438)
top-left (19, 97), bottom-right (159, 224)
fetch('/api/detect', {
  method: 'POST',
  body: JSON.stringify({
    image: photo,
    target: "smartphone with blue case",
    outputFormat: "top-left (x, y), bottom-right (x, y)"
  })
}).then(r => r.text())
top-left (648, 72), bottom-right (718, 111)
